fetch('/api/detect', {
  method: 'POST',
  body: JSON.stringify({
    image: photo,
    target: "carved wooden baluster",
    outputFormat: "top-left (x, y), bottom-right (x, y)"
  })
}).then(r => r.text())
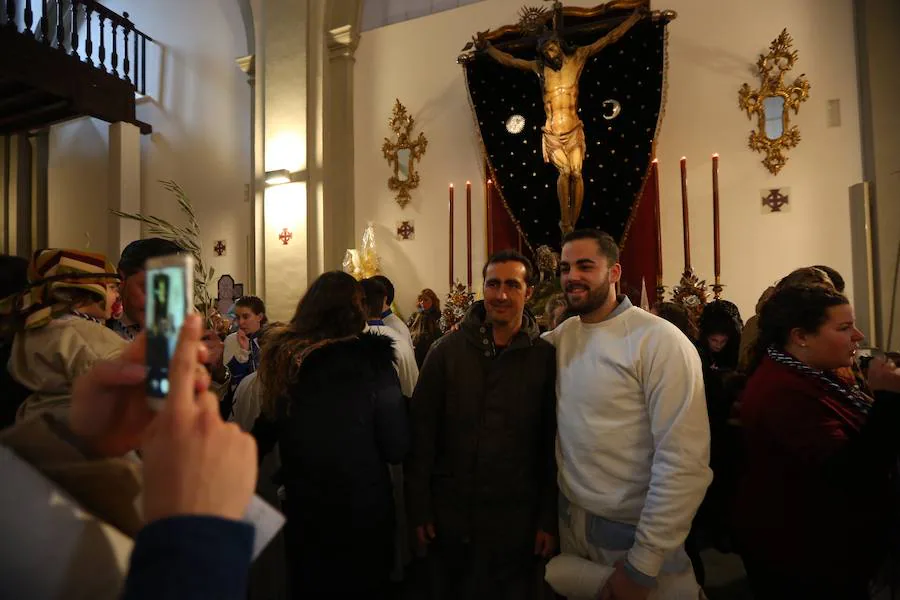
top-left (141, 34), bottom-right (146, 93)
top-left (84, 3), bottom-right (93, 65)
top-left (110, 17), bottom-right (118, 76)
top-left (70, 0), bottom-right (78, 56)
top-left (133, 27), bottom-right (139, 88)
top-left (23, 0), bottom-right (33, 31)
top-left (39, 0), bottom-right (47, 42)
top-left (98, 14), bottom-right (106, 71)
top-left (6, 0), bottom-right (16, 30)
top-left (55, 0), bottom-right (64, 49)
top-left (122, 12), bottom-right (130, 82)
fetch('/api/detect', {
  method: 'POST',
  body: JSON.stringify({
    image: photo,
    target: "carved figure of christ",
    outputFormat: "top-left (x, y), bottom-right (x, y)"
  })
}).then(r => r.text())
top-left (481, 8), bottom-right (644, 234)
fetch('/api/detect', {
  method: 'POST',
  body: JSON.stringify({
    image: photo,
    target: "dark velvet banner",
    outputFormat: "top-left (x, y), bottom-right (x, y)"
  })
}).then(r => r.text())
top-left (465, 15), bottom-right (668, 250)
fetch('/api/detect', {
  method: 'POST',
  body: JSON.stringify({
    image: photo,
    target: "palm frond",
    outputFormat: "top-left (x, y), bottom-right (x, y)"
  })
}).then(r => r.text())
top-left (110, 182), bottom-right (216, 324)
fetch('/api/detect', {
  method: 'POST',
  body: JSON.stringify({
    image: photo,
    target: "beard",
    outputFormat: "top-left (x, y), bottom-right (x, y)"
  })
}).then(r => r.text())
top-left (565, 278), bottom-right (611, 316)
top-left (544, 54), bottom-right (563, 71)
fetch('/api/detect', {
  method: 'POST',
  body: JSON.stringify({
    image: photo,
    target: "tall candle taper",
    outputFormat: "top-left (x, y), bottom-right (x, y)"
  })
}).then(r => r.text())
top-left (449, 183), bottom-right (454, 288)
top-left (466, 181), bottom-right (473, 289)
top-left (652, 159), bottom-right (662, 281)
top-left (680, 156), bottom-right (692, 272)
top-left (652, 159), bottom-right (665, 303)
top-left (712, 153), bottom-right (721, 281)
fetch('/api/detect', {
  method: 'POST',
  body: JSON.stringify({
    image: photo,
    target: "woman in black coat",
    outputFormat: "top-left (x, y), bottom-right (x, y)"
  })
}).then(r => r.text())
top-left (253, 271), bottom-right (409, 599)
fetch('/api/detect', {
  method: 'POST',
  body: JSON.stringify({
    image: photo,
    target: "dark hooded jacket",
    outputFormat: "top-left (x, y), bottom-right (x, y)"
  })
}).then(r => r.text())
top-left (697, 300), bottom-right (743, 372)
top-left (406, 301), bottom-right (558, 551)
top-left (252, 332), bottom-right (408, 595)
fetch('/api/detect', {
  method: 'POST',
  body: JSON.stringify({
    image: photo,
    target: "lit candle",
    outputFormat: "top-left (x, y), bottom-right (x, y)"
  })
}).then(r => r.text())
top-left (449, 183), bottom-right (454, 288)
top-left (466, 181), bottom-right (473, 289)
top-left (680, 157), bottom-right (691, 272)
top-left (651, 159), bottom-right (662, 283)
top-left (712, 153), bottom-right (721, 281)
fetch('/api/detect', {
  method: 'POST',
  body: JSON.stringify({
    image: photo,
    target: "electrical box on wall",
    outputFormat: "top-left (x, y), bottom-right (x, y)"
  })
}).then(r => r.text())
top-left (827, 99), bottom-right (841, 127)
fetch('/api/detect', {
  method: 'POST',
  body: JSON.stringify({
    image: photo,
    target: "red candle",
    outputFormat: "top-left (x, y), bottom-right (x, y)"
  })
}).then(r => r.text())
top-left (712, 153), bottom-right (721, 280)
top-left (680, 157), bottom-right (691, 272)
top-left (466, 181), bottom-right (473, 289)
top-left (651, 159), bottom-right (662, 282)
top-left (449, 183), bottom-right (455, 287)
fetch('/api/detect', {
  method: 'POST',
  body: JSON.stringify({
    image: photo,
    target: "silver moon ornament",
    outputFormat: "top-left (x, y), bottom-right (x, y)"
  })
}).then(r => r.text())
top-left (602, 99), bottom-right (622, 120)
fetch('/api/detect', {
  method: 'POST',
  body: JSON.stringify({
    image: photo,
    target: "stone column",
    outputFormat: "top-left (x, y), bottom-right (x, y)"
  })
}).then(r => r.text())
top-left (107, 122), bottom-right (142, 260)
top-left (324, 23), bottom-right (359, 271)
top-left (263, 0), bottom-right (310, 321)
top-left (8, 134), bottom-right (32, 256)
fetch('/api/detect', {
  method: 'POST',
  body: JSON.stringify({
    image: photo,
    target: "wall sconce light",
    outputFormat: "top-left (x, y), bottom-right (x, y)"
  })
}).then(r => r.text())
top-left (265, 169), bottom-right (293, 186)
top-left (278, 227), bottom-right (293, 245)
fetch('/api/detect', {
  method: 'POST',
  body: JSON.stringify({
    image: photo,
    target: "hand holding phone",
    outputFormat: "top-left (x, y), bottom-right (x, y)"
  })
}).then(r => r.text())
top-left (144, 253), bottom-right (194, 409)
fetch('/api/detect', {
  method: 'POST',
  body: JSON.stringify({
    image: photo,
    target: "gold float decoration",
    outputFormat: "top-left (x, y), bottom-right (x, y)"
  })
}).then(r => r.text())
top-left (381, 99), bottom-right (428, 208)
top-left (342, 222), bottom-right (381, 280)
top-left (672, 269), bottom-right (708, 327)
top-left (738, 29), bottom-right (810, 175)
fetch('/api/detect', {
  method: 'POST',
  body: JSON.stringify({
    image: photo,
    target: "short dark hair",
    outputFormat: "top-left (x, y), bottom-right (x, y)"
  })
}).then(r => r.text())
top-left (360, 278), bottom-right (387, 319)
top-left (235, 295), bottom-right (267, 324)
top-left (652, 301), bottom-right (697, 340)
top-left (371, 275), bottom-right (395, 305)
top-left (118, 238), bottom-right (185, 277)
top-left (481, 249), bottom-right (534, 284)
top-left (812, 265), bottom-right (845, 293)
top-left (562, 229), bottom-right (619, 264)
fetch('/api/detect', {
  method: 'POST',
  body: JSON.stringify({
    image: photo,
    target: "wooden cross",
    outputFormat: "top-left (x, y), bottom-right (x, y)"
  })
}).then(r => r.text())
top-left (278, 228), bottom-right (293, 245)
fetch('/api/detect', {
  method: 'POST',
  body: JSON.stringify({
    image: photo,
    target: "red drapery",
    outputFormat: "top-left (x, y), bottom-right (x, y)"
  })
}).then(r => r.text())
top-left (485, 164), bottom-right (661, 308)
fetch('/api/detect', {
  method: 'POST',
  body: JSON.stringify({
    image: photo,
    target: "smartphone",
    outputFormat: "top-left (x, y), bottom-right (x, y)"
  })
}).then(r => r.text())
top-left (144, 253), bottom-right (194, 408)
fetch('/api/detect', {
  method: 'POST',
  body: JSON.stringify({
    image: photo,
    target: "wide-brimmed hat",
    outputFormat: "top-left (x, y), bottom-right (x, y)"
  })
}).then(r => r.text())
top-left (0, 249), bottom-right (120, 329)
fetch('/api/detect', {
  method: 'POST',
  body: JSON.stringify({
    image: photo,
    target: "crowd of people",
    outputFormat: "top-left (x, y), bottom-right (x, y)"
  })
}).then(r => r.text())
top-left (1, 230), bottom-right (899, 600)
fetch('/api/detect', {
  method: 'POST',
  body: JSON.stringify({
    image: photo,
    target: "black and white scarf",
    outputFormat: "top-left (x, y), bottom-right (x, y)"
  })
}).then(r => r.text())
top-left (767, 345), bottom-right (872, 416)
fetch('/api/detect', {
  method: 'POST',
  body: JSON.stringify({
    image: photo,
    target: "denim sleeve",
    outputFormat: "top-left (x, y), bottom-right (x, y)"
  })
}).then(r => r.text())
top-left (122, 516), bottom-right (254, 600)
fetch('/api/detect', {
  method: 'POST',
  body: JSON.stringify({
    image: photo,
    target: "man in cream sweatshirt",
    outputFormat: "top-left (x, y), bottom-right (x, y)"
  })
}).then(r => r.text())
top-left (542, 229), bottom-right (712, 600)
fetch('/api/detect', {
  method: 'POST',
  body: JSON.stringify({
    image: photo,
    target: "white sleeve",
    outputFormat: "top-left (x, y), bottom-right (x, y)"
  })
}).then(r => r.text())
top-left (627, 323), bottom-right (712, 579)
top-left (223, 333), bottom-right (250, 365)
top-left (230, 373), bottom-right (261, 432)
top-left (396, 343), bottom-right (420, 398)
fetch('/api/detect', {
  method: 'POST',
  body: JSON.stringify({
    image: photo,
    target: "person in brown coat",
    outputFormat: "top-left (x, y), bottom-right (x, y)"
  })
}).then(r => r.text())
top-left (406, 250), bottom-right (557, 599)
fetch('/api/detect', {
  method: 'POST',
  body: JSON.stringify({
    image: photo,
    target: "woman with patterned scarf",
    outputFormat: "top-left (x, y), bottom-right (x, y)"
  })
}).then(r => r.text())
top-left (734, 284), bottom-right (900, 600)
top-left (1, 249), bottom-right (126, 421)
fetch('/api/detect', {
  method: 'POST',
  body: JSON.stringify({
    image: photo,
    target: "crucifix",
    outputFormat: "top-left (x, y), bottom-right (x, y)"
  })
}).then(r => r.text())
top-left (476, 2), bottom-right (646, 233)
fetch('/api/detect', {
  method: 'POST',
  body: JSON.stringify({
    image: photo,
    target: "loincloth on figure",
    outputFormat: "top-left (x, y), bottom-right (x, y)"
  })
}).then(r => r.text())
top-left (542, 121), bottom-right (586, 170)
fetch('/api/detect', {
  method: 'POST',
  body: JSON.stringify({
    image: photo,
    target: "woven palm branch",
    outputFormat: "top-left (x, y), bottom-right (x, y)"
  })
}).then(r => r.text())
top-left (110, 180), bottom-right (215, 324)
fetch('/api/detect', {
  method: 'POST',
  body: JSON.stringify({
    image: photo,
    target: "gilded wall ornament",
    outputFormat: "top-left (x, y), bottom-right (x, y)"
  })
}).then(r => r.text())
top-left (738, 29), bottom-right (810, 175)
top-left (382, 99), bottom-right (428, 208)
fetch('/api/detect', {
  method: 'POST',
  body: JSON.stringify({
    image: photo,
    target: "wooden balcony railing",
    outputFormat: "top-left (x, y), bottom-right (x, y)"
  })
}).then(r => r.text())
top-left (2, 0), bottom-right (153, 95)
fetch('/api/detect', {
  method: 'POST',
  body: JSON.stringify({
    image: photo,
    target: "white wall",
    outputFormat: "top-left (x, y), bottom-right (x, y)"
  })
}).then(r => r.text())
top-left (354, 0), bottom-right (863, 322)
top-left (48, 0), bottom-right (252, 291)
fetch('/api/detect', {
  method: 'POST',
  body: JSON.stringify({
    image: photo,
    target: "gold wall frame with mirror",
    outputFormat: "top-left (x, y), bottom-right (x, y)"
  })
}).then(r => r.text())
top-left (738, 29), bottom-right (810, 175)
top-left (382, 99), bottom-right (428, 208)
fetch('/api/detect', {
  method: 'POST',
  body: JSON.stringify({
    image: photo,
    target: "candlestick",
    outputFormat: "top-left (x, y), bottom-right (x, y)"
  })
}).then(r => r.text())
top-left (712, 153), bottom-right (721, 281)
top-left (466, 181), bottom-right (473, 289)
top-left (680, 157), bottom-right (692, 272)
top-left (449, 183), bottom-right (454, 288)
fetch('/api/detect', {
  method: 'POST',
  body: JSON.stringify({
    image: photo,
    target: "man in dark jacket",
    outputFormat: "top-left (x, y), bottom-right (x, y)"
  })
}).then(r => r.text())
top-left (406, 249), bottom-right (558, 599)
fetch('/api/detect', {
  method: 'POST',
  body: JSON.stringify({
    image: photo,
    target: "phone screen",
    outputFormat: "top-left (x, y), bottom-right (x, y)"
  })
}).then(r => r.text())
top-left (145, 262), bottom-right (190, 398)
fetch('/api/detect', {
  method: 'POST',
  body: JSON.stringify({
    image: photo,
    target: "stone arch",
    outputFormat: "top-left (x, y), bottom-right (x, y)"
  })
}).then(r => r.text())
top-left (235, 0), bottom-right (255, 55)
